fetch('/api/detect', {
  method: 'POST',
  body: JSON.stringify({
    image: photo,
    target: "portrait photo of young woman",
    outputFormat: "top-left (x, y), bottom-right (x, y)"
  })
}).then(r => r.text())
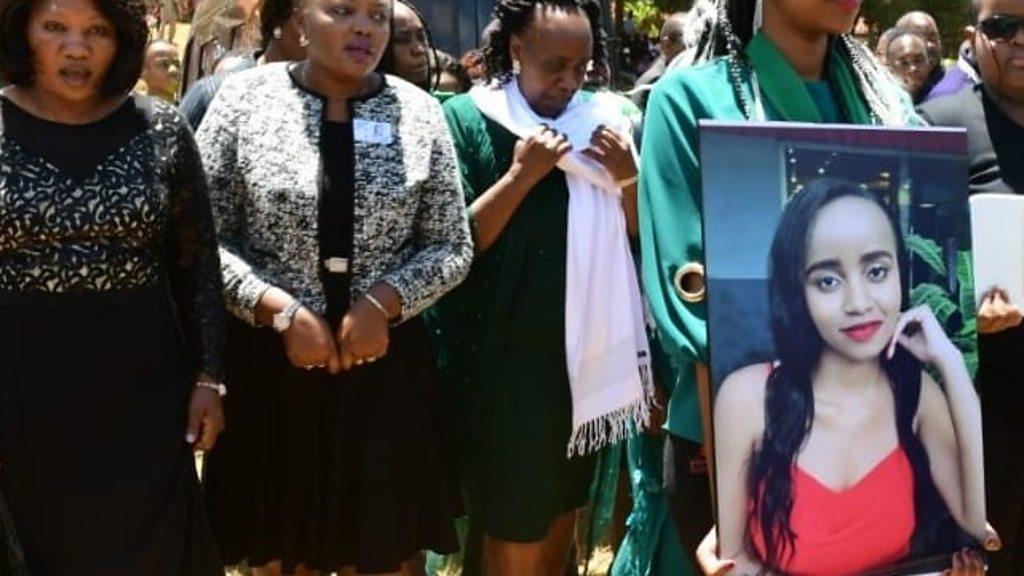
top-left (710, 178), bottom-right (995, 576)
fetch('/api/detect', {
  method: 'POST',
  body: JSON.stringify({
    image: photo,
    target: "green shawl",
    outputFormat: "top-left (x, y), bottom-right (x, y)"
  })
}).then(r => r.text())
top-left (745, 32), bottom-right (872, 124)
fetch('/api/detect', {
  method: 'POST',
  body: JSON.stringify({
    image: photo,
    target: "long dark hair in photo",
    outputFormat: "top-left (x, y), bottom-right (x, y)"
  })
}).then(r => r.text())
top-left (747, 180), bottom-right (967, 574)
top-left (482, 0), bottom-right (608, 85)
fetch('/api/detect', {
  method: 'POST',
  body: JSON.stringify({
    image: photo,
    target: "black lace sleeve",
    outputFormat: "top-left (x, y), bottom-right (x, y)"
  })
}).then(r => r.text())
top-left (163, 108), bottom-right (226, 381)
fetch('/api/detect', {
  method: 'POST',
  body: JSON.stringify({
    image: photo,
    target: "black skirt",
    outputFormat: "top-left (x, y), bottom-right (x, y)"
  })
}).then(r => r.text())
top-left (0, 288), bottom-right (222, 576)
top-left (202, 316), bottom-right (462, 574)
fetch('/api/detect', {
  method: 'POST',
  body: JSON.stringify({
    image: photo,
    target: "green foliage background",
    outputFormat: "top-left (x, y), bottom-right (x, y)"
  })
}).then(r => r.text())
top-left (905, 234), bottom-right (978, 378)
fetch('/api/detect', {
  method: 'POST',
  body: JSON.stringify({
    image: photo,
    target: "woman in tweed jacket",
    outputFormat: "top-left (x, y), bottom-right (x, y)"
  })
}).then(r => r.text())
top-left (194, 0), bottom-right (472, 573)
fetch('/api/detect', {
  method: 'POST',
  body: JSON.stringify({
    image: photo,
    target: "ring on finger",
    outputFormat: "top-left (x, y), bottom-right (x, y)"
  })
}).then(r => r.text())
top-left (367, 356), bottom-right (378, 363)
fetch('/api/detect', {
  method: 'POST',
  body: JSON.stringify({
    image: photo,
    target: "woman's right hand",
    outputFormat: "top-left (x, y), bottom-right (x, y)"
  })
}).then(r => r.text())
top-left (282, 307), bottom-right (342, 374)
top-left (510, 126), bottom-right (571, 186)
top-left (977, 287), bottom-right (1023, 335)
top-left (696, 526), bottom-right (736, 575)
top-left (467, 126), bottom-right (572, 254)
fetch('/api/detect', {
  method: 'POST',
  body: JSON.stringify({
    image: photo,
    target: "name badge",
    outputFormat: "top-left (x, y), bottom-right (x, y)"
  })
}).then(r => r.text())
top-left (353, 119), bottom-right (393, 145)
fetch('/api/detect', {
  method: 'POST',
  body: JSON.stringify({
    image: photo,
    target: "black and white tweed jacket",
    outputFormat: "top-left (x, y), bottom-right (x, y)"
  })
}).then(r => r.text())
top-left (195, 63), bottom-right (472, 324)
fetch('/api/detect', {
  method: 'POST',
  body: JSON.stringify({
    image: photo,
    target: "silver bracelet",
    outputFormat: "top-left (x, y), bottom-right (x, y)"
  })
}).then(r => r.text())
top-left (196, 381), bottom-right (228, 397)
top-left (363, 293), bottom-right (391, 320)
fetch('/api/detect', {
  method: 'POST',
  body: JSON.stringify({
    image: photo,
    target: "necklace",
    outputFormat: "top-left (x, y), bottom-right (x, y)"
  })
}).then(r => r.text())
top-left (727, 53), bottom-right (765, 122)
top-left (718, 1), bottom-right (764, 122)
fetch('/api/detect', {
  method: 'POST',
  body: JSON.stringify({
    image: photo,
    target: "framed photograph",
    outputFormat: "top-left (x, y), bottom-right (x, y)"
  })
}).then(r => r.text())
top-left (701, 121), bottom-right (985, 576)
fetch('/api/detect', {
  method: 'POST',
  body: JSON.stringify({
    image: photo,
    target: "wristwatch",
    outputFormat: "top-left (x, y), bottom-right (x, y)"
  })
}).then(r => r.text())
top-left (272, 299), bottom-right (303, 333)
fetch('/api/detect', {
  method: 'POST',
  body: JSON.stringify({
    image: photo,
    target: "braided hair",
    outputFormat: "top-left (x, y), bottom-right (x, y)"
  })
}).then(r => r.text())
top-left (670, 0), bottom-right (915, 126)
top-left (482, 0), bottom-right (608, 85)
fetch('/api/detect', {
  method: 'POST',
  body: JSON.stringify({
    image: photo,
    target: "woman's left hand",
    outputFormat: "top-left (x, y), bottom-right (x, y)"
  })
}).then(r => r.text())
top-left (336, 296), bottom-right (390, 371)
top-left (944, 548), bottom-right (986, 576)
top-left (581, 125), bottom-right (636, 185)
top-left (886, 305), bottom-right (960, 367)
top-left (186, 385), bottom-right (225, 452)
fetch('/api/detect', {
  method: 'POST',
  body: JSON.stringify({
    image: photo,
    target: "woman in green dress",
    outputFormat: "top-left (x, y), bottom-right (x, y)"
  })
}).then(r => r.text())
top-left (432, 0), bottom-right (652, 574)
top-left (637, 0), bottom-right (920, 566)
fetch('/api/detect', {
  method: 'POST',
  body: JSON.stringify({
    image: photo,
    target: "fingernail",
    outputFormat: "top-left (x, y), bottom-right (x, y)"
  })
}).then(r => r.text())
top-left (186, 433), bottom-right (197, 444)
top-left (985, 536), bottom-right (1001, 551)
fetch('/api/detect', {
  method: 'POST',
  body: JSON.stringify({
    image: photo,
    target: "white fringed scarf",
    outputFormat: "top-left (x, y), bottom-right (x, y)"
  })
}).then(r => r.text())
top-left (470, 82), bottom-right (653, 457)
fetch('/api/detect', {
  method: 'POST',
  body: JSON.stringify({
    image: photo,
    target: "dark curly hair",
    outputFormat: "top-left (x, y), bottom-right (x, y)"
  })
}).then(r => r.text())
top-left (0, 0), bottom-right (149, 96)
top-left (483, 0), bottom-right (608, 85)
top-left (258, 0), bottom-right (295, 52)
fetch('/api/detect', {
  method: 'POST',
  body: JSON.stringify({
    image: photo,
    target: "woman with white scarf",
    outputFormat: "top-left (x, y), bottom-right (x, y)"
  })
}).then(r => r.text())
top-left (428, 0), bottom-right (651, 574)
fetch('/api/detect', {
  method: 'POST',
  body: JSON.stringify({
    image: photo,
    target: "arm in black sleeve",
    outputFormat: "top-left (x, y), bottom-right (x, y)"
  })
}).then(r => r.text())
top-left (165, 111), bottom-right (227, 380)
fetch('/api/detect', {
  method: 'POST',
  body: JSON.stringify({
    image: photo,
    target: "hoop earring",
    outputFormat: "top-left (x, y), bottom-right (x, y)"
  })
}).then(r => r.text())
top-left (298, 32), bottom-right (309, 47)
top-left (273, 26), bottom-right (283, 39)
top-left (512, 58), bottom-right (521, 75)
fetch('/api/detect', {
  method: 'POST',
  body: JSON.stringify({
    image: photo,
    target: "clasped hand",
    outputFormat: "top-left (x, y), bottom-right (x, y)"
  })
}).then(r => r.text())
top-left (282, 298), bottom-right (389, 374)
top-left (511, 125), bottom-right (636, 186)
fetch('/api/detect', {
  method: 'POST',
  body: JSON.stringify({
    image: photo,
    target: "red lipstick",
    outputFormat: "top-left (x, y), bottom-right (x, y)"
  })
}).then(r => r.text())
top-left (841, 321), bottom-right (883, 343)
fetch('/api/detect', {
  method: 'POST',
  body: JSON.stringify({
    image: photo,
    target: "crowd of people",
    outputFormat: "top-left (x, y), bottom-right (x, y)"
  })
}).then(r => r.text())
top-left (0, 0), bottom-right (1022, 575)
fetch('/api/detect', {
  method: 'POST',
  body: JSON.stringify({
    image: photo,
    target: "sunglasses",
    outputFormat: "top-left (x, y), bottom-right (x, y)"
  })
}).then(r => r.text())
top-left (979, 14), bottom-right (1024, 42)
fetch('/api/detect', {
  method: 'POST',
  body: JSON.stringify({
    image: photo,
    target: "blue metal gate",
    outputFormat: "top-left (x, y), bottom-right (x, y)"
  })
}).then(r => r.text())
top-left (423, 0), bottom-right (614, 59)
top-left (422, 0), bottom-right (495, 57)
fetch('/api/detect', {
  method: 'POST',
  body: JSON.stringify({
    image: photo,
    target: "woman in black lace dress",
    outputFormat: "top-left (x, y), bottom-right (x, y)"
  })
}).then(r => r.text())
top-left (0, 0), bottom-right (226, 573)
